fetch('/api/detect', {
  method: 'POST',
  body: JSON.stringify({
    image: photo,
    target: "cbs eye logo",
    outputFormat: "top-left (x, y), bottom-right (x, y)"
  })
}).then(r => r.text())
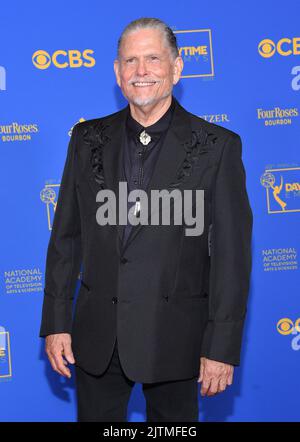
top-left (258, 37), bottom-right (300, 58)
top-left (258, 39), bottom-right (276, 58)
top-left (277, 318), bottom-right (300, 335)
top-left (32, 49), bottom-right (96, 70)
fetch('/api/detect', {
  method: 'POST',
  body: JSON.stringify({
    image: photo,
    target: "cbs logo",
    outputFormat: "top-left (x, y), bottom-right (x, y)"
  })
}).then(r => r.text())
top-left (258, 38), bottom-right (300, 58)
top-left (277, 318), bottom-right (300, 335)
top-left (32, 49), bottom-right (96, 69)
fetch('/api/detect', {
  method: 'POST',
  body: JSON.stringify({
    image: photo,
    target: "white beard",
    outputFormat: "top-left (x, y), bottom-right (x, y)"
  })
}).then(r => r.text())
top-left (126, 85), bottom-right (173, 107)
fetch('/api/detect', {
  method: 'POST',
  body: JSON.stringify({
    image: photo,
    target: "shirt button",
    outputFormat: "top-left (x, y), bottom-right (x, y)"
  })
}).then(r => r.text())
top-left (120, 257), bottom-right (128, 264)
top-left (112, 297), bottom-right (118, 304)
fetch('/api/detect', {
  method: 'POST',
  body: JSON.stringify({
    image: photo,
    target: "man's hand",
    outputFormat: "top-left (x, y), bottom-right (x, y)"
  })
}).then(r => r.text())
top-left (45, 333), bottom-right (75, 378)
top-left (198, 357), bottom-right (234, 396)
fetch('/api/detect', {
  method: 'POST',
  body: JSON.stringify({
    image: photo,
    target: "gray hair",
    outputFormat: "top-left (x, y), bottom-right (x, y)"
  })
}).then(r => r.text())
top-left (117, 17), bottom-right (179, 61)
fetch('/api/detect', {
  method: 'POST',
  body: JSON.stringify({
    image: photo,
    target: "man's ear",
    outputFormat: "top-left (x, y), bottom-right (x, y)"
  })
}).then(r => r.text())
top-left (114, 59), bottom-right (121, 87)
top-left (173, 56), bottom-right (184, 85)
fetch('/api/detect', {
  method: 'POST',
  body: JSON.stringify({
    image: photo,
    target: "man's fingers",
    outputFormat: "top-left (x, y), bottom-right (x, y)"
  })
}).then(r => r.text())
top-left (227, 369), bottom-right (233, 385)
top-left (48, 353), bottom-right (67, 377)
top-left (45, 334), bottom-right (74, 378)
top-left (198, 360), bottom-right (204, 383)
top-left (47, 354), bottom-right (59, 373)
top-left (200, 377), bottom-right (211, 396)
top-left (206, 378), bottom-right (219, 396)
top-left (51, 356), bottom-right (70, 377)
top-left (198, 370), bottom-right (202, 383)
top-left (199, 359), bottom-right (234, 396)
top-left (217, 377), bottom-right (227, 393)
top-left (52, 352), bottom-right (71, 378)
top-left (62, 342), bottom-right (75, 364)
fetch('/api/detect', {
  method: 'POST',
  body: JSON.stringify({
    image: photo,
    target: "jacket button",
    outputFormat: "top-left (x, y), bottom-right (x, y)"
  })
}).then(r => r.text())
top-left (112, 297), bottom-right (118, 304)
top-left (120, 257), bottom-right (128, 264)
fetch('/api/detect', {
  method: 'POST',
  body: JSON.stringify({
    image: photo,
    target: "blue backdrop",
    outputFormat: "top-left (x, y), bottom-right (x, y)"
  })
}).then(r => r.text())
top-left (1, 0), bottom-right (299, 422)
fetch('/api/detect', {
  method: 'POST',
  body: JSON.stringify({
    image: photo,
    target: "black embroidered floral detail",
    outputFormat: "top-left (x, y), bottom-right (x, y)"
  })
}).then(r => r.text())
top-left (83, 121), bottom-right (111, 188)
top-left (168, 128), bottom-right (218, 190)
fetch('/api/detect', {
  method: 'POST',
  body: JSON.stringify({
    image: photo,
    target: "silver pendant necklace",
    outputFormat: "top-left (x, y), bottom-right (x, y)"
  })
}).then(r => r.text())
top-left (139, 129), bottom-right (151, 145)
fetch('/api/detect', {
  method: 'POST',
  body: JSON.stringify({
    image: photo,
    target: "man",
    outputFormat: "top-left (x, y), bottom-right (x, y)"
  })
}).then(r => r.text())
top-left (39, 17), bottom-right (253, 422)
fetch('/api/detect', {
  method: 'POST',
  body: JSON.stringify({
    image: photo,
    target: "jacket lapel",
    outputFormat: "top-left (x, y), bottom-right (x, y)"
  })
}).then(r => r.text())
top-left (85, 108), bottom-right (127, 198)
top-left (102, 109), bottom-right (128, 246)
top-left (83, 107), bottom-right (128, 250)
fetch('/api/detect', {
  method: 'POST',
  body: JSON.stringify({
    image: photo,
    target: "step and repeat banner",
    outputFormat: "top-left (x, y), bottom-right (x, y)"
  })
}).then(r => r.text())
top-left (0, 1), bottom-right (299, 422)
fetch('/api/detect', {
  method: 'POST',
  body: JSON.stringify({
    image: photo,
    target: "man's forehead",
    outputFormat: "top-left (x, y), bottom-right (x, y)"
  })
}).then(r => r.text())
top-left (120, 40), bottom-right (168, 57)
top-left (120, 50), bottom-right (167, 58)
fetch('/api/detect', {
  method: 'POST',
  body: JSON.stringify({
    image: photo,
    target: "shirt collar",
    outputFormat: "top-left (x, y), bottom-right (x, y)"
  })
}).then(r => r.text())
top-left (126, 95), bottom-right (176, 141)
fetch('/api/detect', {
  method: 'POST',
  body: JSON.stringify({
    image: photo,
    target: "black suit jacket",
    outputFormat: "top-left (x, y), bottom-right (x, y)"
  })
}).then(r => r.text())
top-left (39, 96), bottom-right (253, 383)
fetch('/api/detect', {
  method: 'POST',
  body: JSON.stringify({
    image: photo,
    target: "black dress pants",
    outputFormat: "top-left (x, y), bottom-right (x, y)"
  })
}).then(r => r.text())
top-left (75, 339), bottom-right (199, 422)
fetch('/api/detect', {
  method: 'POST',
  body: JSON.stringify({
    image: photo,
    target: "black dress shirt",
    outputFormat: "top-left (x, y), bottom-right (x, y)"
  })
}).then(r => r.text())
top-left (121, 95), bottom-right (176, 246)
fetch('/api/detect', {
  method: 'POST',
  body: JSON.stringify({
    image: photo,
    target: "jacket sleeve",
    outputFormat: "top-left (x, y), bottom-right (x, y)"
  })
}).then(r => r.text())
top-left (39, 124), bottom-right (82, 338)
top-left (200, 133), bottom-right (253, 366)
